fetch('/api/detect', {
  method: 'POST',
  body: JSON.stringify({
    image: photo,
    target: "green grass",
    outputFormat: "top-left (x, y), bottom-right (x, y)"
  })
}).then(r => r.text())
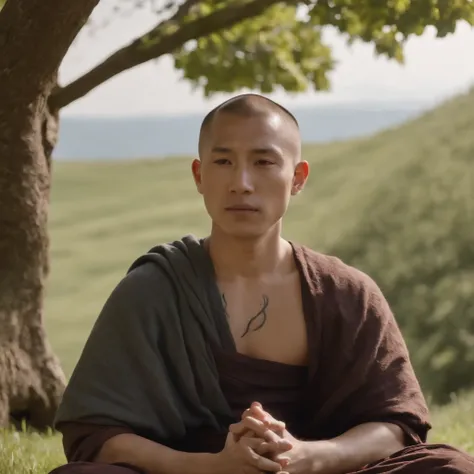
top-left (0, 429), bottom-right (61, 474)
top-left (3, 88), bottom-right (474, 472)
top-left (2, 391), bottom-right (473, 473)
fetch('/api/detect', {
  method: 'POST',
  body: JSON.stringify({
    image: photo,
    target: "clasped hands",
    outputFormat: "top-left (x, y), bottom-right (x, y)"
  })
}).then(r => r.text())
top-left (216, 401), bottom-right (333, 474)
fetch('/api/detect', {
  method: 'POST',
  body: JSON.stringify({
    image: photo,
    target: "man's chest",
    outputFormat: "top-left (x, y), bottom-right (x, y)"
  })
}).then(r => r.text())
top-left (217, 274), bottom-right (308, 366)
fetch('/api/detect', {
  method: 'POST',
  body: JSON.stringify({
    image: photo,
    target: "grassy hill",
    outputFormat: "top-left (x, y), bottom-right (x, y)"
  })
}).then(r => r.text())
top-left (46, 87), bottom-right (474, 402)
top-left (2, 88), bottom-right (474, 473)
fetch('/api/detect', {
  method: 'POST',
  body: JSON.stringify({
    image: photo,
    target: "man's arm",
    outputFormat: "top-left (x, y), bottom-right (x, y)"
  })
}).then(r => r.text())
top-left (95, 433), bottom-right (220, 474)
top-left (96, 427), bottom-right (290, 474)
top-left (305, 421), bottom-right (405, 474)
top-left (238, 403), bottom-right (406, 474)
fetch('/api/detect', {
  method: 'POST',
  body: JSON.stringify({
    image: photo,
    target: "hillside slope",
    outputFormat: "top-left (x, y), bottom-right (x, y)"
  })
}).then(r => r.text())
top-left (46, 88), bottom-right (474, 402)
top-left (326, 88), bottom-right (474, 401)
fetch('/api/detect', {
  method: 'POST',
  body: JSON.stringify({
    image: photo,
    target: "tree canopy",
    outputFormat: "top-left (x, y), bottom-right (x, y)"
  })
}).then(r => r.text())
top-left (50, 0), bottom-right (474, 110)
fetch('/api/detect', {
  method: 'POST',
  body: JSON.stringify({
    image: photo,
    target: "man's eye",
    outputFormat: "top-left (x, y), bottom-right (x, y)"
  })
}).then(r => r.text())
top-left (256, 159), bottom-right (274, 166)
top-left (214, 158), bottom-right (230, 165)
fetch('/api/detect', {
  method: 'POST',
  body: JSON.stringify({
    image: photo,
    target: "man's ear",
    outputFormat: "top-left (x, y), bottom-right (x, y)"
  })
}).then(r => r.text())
top-left (291, 160), bottom-right (309, 195)
top-left (191, 158), bottom-right (203, 194)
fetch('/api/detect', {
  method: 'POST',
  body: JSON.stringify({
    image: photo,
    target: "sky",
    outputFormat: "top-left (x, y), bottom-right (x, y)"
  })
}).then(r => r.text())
top-left (59, 2), bottom-right (474, 117)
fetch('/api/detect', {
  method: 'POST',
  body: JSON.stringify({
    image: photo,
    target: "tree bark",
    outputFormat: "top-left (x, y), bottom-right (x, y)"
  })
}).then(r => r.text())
top-left (0, 0), bottom-right (99, 429)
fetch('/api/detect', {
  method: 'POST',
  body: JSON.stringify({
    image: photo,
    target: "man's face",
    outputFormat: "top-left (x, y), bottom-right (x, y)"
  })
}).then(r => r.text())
top-left (192, 111), bottom-right (309, 238)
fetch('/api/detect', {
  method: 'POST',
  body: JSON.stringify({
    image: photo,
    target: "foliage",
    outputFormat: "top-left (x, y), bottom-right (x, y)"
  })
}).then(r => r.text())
top-left (52, 0), bottom-right (474, 107)
top-left (168, 0), bottom-right (474, 96)
top-left (327, 88), bottom-right (474, 402)
top-left (308, 0), bottom-right (474, 57)
top-left (173, 4), bottom-right (333, 95)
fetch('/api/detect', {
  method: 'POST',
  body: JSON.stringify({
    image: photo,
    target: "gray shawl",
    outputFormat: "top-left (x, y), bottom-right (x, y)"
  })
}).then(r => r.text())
top-left (54, 235), bottom-right (236, 441)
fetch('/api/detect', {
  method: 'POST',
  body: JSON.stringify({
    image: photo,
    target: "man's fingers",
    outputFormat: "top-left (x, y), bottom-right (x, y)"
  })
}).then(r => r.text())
top-left (257, 453), bottom-right (291, 472)
top-left (242, 437), bottom-right (265, 451)
top-left (239, 436), bottom-right (290, 472)
top-left (243, 436), bottom-right (293, 456)
top-left (242, 404), bottom-right (286, 434)
top-left (231, 416), bottom-right (281, 442)
top-left (243, 437), bottom-right (293, 456)
top-left (229, 421), bottom-right (249, 437)
top-left (256, 440), bottom-right (293, 456)
top-left (244, 445), bottom-right (288, 472)
top-left (265, 439), bottom-right (293, 455)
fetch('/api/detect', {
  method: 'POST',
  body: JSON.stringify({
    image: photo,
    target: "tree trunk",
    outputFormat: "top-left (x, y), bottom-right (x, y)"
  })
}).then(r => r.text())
top-left (0, 0), bottom-right (99, 429)
top-left (0, 97), bottom-right (65, 430)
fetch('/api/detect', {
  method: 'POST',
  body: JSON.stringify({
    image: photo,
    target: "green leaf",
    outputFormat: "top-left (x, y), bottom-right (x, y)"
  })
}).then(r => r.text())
top-left (172, 4), bottom-right (334, 96)
top-left (166, 0), bottom-right (473, 95)
top-left (308, 0), bottom-right (474, 53)
top-left (49, 0), bottom-right (474, 108)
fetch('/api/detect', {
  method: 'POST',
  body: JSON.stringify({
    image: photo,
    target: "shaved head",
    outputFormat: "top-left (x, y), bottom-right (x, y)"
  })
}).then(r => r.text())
top-left (198, 93), bottom-right (300, 157)
top-left (191, 93), bottom-right (309, 239)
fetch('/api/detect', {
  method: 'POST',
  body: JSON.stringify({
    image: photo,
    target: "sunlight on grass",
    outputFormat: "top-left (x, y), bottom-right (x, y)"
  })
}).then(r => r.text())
top-left (0, 428), bottom-right (64, 474)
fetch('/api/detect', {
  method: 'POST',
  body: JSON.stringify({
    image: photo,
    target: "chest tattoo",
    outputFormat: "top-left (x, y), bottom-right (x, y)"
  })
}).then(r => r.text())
top-left (221, 293), bottom-right (269, 338)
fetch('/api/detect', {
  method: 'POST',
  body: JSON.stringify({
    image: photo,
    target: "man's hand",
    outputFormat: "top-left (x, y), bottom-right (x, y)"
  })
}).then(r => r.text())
top-left (230, 406), bottom-right (292, 460)
top-left (235, 402), bottom-right (340, 474)
top-left (215, 422), bottom-right (292, 474)
top-left (231, 402), bottom-right (287, 442)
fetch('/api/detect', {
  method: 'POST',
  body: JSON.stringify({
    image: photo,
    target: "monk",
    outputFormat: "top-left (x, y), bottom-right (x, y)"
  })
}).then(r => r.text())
top-left (49, 94), bottom-right (474, 474)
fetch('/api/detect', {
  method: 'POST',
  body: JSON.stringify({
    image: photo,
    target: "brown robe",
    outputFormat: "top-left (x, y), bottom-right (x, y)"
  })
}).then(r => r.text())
top-left (50, 240), bottom-right (474, 473)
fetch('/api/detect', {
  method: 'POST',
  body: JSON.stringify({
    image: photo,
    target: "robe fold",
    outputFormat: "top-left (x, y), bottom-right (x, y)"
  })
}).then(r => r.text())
top-left (54, 235), bottom-right (237, 443)
top-left (51, 235), bottom-right (474, 473)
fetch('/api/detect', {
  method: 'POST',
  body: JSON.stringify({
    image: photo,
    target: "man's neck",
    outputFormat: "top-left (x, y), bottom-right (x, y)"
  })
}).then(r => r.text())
top-left (205, 225), bottom-right (293, 279)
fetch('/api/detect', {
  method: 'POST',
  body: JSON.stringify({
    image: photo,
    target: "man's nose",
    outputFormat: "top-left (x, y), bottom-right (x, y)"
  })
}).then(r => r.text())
top-left (229, 166), bottom-right (254, 194)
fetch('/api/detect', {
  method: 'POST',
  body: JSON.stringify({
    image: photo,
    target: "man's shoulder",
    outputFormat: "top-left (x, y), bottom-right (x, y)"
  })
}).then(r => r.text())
top-left (295, 243), bottom-right (392, 324)
top-left (111, 260), bottom-right (174, 304)
top-left (116, 233), bottom-right (207, 296)
top-left (126, 234), bottom-right (204, 277)
top-left (293, 242), bottom-right (379, 297)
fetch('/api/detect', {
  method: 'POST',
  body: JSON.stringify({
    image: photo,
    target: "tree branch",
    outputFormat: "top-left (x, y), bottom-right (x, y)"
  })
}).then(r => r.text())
top-left (50, 0), bottom-right (283, 110)
top-left (173, 0), bottom-right (201, 22)
top-left (0, 0), bottom-right (99, 103)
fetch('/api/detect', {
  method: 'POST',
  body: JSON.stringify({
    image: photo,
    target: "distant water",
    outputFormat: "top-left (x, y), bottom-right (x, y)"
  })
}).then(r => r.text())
top-left (55, 102), bottom-right (427, 161)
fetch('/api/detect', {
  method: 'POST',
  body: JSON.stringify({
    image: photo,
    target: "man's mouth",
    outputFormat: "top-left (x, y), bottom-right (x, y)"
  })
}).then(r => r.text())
top-left (225, 204), bottom-right (259, 212)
